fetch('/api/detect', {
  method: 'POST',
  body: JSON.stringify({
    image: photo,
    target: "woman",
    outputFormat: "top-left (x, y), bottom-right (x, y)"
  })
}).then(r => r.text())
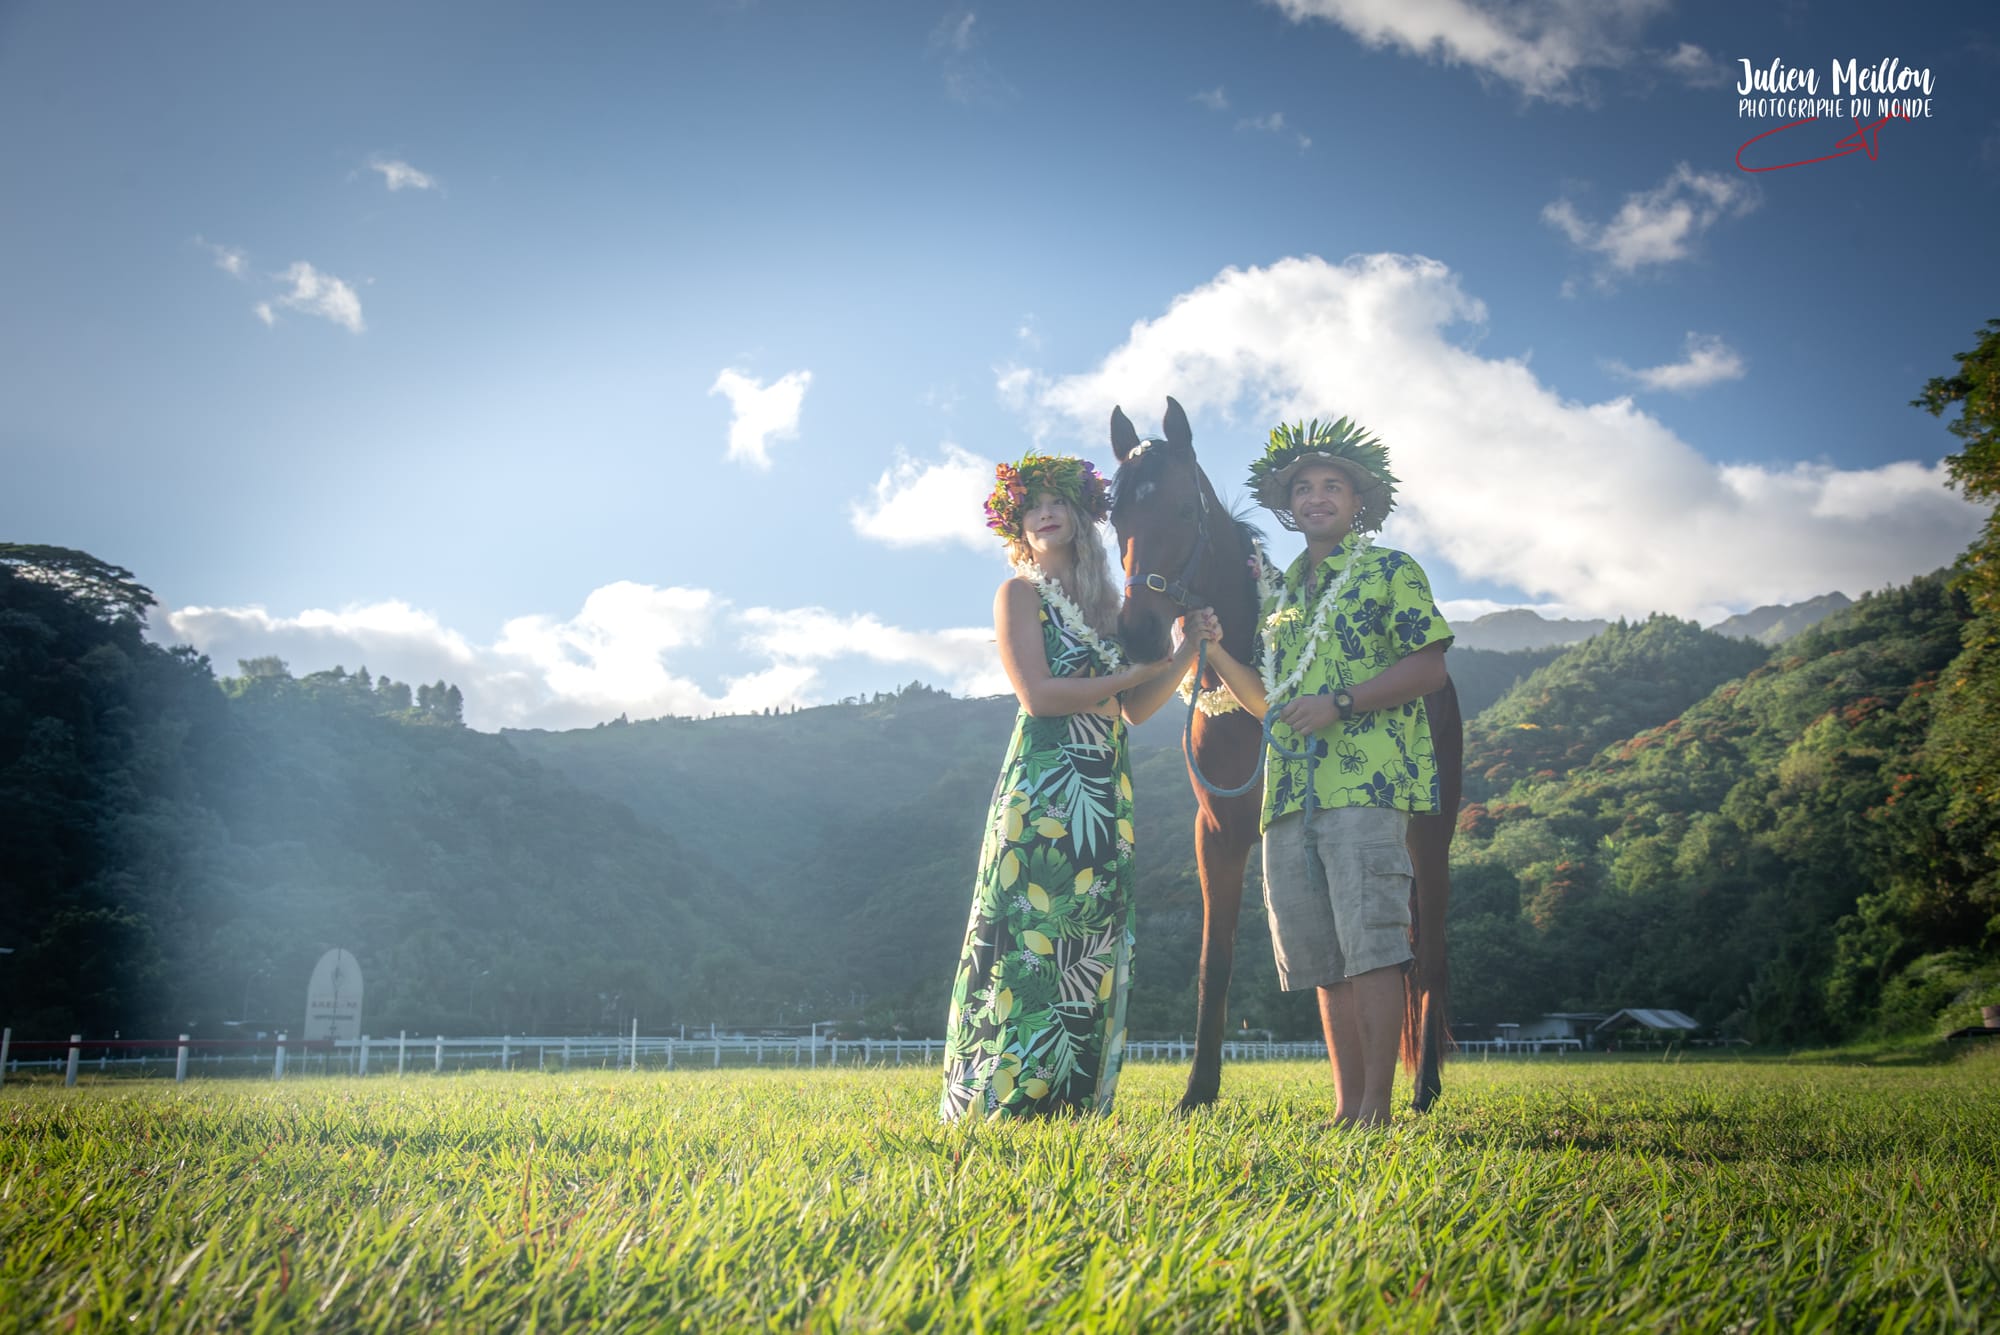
top-left (939, 452), bottom-right (1215, 1121)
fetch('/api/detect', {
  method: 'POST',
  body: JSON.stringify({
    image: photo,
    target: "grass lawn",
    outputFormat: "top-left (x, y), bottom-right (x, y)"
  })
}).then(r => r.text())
top-left (3, 1051), bottom-right (1995, 1332)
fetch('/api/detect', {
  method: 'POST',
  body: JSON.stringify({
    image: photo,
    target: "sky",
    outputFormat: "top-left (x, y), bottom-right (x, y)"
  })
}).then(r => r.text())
top-left (4, 0), bottom-right (1997, 730)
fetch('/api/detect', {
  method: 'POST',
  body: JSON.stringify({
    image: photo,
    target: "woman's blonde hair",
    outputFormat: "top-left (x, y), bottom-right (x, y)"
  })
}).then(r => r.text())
top-left (1005, 499), bottom-right (1123, 640)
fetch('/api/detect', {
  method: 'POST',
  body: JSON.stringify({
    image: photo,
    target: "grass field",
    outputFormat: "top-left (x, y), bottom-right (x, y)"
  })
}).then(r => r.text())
top-left (4, 1052), bottom-right (1996, 1332)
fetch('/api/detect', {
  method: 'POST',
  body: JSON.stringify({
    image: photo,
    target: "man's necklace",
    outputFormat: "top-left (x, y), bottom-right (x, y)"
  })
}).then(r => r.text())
top-left (1259, 535), bottom-right (1374, 704)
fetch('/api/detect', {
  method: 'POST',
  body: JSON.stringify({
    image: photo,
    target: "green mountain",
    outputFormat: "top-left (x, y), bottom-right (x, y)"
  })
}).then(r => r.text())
top-left (1450, 573), bottom-right (1980, 1039)
top-left (1452, 608), bottom-right (1609, 652)
top-left (1711, 592), bottom-right (1853, 645)
top-left (1460, 615), bottom-right (1772, 804)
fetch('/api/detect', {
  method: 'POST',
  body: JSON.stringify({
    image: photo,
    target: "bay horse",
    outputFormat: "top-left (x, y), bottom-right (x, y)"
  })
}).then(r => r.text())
top-left (1109, 397), bottom-right (1464, 1113)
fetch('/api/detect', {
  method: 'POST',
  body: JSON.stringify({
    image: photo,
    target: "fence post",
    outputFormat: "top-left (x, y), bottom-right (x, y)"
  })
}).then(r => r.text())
top-left (562, 1037), bottom-right (571, 1069)
top-left (273, 1034), bottom-right (287, 1080)
top-left (398, 1031), bottom-right (407, 1077)
top-left (501, 1035), bottom-right (511, 1072)
top-left (65, 1034), bottom-right (81, 1087)
top-left (713, 1040), bottom-right (720, 1068)
top-left (175, 1035), bottom-right (189, 1084)
top-left (0, 1027), bottom-right (10, 1088)
top-left (359, 1035), bottom-right (369, 1077)
top-left (629, 1018), bottom-right (638, 1073)
top-left (434, 1035), bottom-right (444, 1074)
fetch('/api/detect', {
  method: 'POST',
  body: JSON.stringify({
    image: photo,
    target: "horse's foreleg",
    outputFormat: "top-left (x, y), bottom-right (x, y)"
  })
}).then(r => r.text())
top-left (1181, 812), bottom-right (1248, 1112)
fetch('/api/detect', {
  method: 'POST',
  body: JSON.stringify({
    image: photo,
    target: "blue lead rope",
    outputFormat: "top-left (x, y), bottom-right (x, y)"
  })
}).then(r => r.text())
top-left (1181, 641), bottom-right (1318, 811)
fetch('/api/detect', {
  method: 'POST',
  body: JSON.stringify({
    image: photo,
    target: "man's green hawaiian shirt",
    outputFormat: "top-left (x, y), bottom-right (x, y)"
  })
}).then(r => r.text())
top-left (1260, 534), bottom-right (1454, 830)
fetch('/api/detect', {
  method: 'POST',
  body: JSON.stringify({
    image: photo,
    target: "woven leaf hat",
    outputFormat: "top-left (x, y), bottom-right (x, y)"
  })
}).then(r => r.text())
top-left (1245, 417), bottom-right (1398, 533)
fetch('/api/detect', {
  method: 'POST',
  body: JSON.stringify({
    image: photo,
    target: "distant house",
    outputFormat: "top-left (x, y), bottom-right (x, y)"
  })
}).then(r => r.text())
top-left (1596, 1008), bottom-right (1700, 1042)
top-left (1513, 1012), bottom-right (1607, 1044)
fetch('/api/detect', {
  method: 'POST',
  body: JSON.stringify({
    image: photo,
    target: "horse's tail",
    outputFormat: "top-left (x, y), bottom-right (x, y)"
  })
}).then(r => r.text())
top-left (1402, 675), bottom-right (1463, 1112)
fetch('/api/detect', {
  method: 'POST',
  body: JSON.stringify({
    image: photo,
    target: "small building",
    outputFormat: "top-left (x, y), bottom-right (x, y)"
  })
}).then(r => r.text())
top-left (1513, 1012), bottom-right (1608, 1045)
top-left (1596, 1008), bottom-right (1699, 1044)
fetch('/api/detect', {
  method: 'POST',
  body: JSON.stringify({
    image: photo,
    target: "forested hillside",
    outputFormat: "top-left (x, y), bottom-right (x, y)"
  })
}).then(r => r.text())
top-left (1450, 574), bottom-right (1981, 1038)
top-left (0, 548), bottom-right (762, 1038)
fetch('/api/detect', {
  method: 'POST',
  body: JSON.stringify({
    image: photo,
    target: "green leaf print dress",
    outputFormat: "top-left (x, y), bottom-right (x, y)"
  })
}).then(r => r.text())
top-left (940, 587), bottom-right (1135, 1121)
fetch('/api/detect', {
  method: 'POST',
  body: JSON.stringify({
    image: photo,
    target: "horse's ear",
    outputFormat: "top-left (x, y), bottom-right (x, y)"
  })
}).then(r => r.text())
top-left (1111, 406), bottom-right (1141, 463)
top-left (1163, 397), bottom-right (1192, 450)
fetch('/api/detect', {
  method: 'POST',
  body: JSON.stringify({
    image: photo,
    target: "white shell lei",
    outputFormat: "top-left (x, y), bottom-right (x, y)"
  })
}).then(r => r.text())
top-left (1259, 535), bottom-right (1375, 705)
top-left (1011, 560), bottom-right (1125, 671)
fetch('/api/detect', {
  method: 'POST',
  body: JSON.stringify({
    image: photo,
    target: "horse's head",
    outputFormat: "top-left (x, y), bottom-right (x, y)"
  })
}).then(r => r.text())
top-left (1110, 396), bottom-right (1211, 664)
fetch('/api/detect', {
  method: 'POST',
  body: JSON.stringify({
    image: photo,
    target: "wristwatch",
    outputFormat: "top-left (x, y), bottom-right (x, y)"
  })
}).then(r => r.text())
top-left (1333, 688), bottom-right (1355, 720)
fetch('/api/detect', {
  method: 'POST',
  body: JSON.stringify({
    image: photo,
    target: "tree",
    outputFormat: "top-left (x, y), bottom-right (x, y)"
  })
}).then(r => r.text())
top-left (378, 677), bottom-right (412, 711)
top-left (1913, 317), bottom-right (2000, 946)
top-left (0, 545), bottom-right (155, 623)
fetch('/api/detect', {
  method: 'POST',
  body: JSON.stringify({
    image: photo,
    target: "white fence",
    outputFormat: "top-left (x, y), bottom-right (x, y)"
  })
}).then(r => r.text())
top-left (0, 1028), bottom-right (1344, 1085)
top-left (0, 1027), bottom-right (1614, 1087)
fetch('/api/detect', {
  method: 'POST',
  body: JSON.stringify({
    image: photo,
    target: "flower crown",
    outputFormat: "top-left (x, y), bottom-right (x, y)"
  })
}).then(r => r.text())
top-left (1245, 417), bottom-right (1398, 532)
top-left (984, 453), bottom-right (1112, 538)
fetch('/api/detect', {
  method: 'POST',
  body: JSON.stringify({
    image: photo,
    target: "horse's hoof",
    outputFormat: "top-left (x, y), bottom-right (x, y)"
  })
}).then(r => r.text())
top-left (1175, 1092), bottom-right (1218, 1115)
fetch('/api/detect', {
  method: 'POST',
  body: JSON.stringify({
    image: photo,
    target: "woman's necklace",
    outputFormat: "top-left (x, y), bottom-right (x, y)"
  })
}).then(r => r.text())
top-left (1011, 559), bottom-right (1125, 671)
top-left (1258, 533), bottom-right (1374, 705)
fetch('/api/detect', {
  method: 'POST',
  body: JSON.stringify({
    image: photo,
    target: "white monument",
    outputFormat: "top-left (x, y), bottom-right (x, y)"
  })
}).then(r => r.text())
top-left (304, 948), bottom-right (363, 1041)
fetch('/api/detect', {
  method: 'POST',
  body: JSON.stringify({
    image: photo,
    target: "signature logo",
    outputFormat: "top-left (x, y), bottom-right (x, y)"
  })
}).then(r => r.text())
top-left (1737, 107), bottom-right (1911, 173)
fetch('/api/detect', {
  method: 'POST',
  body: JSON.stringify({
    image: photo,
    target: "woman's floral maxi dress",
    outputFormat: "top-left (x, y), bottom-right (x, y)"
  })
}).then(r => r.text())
top-left (940, 590), bottom-right (1135, 1121)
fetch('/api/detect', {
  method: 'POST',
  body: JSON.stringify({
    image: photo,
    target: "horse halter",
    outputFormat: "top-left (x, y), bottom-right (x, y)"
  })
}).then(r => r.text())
top-left (1122, 446), bottom-right (1212, 609)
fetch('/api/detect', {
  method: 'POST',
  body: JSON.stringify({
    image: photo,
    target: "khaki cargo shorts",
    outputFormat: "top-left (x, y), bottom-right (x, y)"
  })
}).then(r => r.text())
top-left (1260, 805), bottom-right (1414, 990)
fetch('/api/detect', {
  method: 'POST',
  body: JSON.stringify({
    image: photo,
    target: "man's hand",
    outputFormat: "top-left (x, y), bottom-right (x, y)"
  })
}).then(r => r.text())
top-left (1277, 693), bottom-right (1341, 736)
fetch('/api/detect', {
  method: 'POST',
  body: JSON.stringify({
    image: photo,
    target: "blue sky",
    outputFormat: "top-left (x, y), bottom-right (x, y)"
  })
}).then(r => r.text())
top-left (4, 0), bottom-right (1996, 728)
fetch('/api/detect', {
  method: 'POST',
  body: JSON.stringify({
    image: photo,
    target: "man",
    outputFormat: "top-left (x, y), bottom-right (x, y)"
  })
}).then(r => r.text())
top-left (1199, 418), bottom-right (1452, 1126)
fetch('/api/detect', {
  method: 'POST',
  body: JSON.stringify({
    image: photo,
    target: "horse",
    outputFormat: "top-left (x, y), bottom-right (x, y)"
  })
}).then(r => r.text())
top-left (1109, 397), bottom-right (1464, 1113)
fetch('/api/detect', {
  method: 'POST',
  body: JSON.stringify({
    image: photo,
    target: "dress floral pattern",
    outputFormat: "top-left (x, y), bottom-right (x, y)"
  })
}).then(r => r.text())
top-left (940, 590), bottom-right (1135, 1121)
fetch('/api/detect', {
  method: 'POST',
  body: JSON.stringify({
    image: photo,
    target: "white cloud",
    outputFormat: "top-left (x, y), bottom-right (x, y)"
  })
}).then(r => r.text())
top-left (709, 368), bottom-right (811, 470)
top-left (1607, 332), bottom-right (1746, 393)
top-left (368, 157), bottom-right (437, 192)
top-left (271, 260), bottom-right (366, 333)
top-left (1194, 86), bottom-right (1230, 111)
top-left (739, 608), bottom-right (1003, 694)
top-left (851, 443), bottom-right (995, 550)
top-left (1239, 111), bottom-right (1287, 133)
top-left (1265, 0), bottom-right (1667, 102)
top-left (253, 302), bottom-right (275, 326)
top-left (196, 236), bottom-right (247, 277)
top-left (1659, 41), bottom-right (1727, 88)
top-left (1009, 252), bottom-right (1982, 621)
top-left (1543, 164), bottom-right (1755, 279)
top-left (164, 583), bottom-right (998, 731)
